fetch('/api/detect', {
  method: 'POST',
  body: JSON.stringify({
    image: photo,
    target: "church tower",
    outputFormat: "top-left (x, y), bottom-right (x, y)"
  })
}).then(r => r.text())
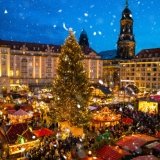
top-left (117, 0), bottom-right (135, 59)
top-left (79, 29), bottom-right (89, 47)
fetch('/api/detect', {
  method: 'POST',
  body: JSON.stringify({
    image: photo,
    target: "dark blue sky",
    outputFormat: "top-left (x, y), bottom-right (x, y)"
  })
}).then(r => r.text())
top-left (0, 0), bottom-right (160, 54)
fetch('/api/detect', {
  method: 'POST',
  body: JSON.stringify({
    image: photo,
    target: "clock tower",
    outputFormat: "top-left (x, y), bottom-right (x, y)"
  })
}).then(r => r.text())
top-left (117, 0), bottom-right (135, 59)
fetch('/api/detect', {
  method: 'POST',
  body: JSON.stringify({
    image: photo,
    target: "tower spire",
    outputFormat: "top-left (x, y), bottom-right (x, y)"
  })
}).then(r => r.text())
top-left (117, 0), bottom-right (135, 59)
top-left (126, 0), bottom-right (128, 7)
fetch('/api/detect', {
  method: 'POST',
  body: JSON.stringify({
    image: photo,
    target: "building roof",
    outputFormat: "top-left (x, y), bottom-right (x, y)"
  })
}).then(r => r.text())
top-left (136, 48), bottom-right (160, 58)
top-left (83, 46), bottom-right (98, 55)
top-left (0, 39), bottom-right (97, 56)
top-left (99, 50), bottom-right (117, 60)
top-left (122, 7), bottom-right (132, 16)
top-left (92, 83), bottom-right (112, 95)
top-left (0, 39), bottom-right (61, 53)
top-left (5, 123), bottom-right (34, 144)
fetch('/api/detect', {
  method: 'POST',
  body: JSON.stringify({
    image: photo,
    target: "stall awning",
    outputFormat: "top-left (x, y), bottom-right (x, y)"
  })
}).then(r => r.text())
top-left (33, 128), bottom-right (54, 137)
top-left (116, 134), bottom-right (158, 152)
top-left (81, 157), bottom-right (103, 160)
top-left (96, 145), bottom-right (130, 160)
top-left (122, 117), bottom-right (133, 125)
top-left (12, 109), bottom-right (29, 116)
top-left (155, 131), bottom-right (160, 138)
top-left (145, 141), bottom-right (160, 152)
top-left (132, 155), bottom-right (159, 160)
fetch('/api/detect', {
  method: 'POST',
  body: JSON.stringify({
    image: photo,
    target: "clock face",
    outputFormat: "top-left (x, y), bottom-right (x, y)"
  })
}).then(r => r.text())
top-left (129, 14), bottom-right (132, 18)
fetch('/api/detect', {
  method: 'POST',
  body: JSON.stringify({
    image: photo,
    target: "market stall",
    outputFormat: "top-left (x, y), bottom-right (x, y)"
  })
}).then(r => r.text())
top-left (8, 109), bottom-right (32, 123)
top-left (138, 101), bottom-right (158, 114)
top-left (91, 107), bottom-right (121, 129)
top-left (9, 139), bottom-right (40, 156)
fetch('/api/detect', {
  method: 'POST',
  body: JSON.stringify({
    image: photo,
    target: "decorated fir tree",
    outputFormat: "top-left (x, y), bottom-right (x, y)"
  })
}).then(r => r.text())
top-left (52, 30), bottom-right (91, 127)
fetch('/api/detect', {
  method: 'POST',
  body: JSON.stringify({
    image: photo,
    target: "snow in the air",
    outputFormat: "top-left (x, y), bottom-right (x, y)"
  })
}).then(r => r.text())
top-left (0, 0), bottom-right (159, 53)
top-left (84, 13), bottom-right (88, 17)
top-left (110, 22), bottom-right (114, 26)
top-left (98, 31), bottom-right (102, 35)
top-left (93, 32), bottom-right (96, 36)
top-left (58, 9), bottom-right (62, 13)
top-left (4, 9), bottom-right (8, 14)
top-left (137, 1), bottom-right (141, 5)
top-left (90, 5), bottom-right (95, 8)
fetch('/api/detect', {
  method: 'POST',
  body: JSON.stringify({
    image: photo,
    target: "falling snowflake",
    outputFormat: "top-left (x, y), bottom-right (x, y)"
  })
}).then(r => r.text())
top-left (84, 13), bottom-right (88, 17)
top-left (53, 25), bottom-right (57, 28)
top-left (112, 15), bottom-right (116, 19)
top-left (89, 25), bottom-right (93, 29)
top-left (137, 1), bottom-right (141, 5)
top-left (110, 22), bottom-right (114, 26)
top-left (113, 29), bottom-right (116, 32)
top-left (4, 9), bottom-right (8, 14)
top-left (77, 17), bottom-right (81, 21)
top-left (58, 9), bottom-right (62, 13)
top-left (98, 31), bottom-right (102, 35)
top-left (93, 32), bottom-right (96, 36)
top-left (153, 22), bottom-right (156, 25)
top-left (90, 5), bottom-right (95, 8)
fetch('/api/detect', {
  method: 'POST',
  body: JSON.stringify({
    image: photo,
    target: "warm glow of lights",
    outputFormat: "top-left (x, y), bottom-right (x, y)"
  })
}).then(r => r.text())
top-left (39, 56), bottom-right (42, 78)
top-left (88, 150), bottom-right (92, 156)
top-left (120, 62), bottom-right (160, 65)
top-left (33, 56), bottom-right (35, 78)
top-left (138, 101), bottom-right (158, 114)
top-left (88, 59), bottom-right (91, 78)
top-left (0, 53), bottom-right (1, 76)
top-left (99, 79), bottom-right (103, 85)
top-left (16, 70), bottom-right (19, 76)
top-left (96, 60), bottom-right (98, 78)
top-left (9, 70), bottom-right (14, 76)
top-left (7, 50), bottom-right (10, 76)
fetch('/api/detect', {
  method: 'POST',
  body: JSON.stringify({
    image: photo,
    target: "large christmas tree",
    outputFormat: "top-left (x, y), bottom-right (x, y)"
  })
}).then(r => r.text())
top-left (53, 30), bottom-right (91, 127)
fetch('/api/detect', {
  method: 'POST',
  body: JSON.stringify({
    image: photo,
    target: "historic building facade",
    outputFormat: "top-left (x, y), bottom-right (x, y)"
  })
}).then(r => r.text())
top-left (0, 32), bottom-right (103, 93)
top-left (120, 48), bottom-right (160, 92)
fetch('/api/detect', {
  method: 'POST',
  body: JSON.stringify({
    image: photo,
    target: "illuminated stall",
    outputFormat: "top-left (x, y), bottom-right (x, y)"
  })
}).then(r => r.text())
top-left (9, 139), bottom-right (40, 156)
top-left (91, 107), bottom-right (121, 129)
top-left (138, 101), bottom-right (158, 114)
top-left (8, 109), bottom-right (33, 124)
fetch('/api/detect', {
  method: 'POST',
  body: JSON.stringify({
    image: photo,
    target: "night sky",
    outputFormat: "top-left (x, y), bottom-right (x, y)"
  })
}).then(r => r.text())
top-left (0, 0), bottom-right (160, 54)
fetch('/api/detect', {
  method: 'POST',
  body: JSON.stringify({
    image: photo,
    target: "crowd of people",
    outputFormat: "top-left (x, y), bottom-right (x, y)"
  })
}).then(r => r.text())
top-left (24, 135), bottom-right (84, 160)
top-left (112, 103), bottom-right (160, 136)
